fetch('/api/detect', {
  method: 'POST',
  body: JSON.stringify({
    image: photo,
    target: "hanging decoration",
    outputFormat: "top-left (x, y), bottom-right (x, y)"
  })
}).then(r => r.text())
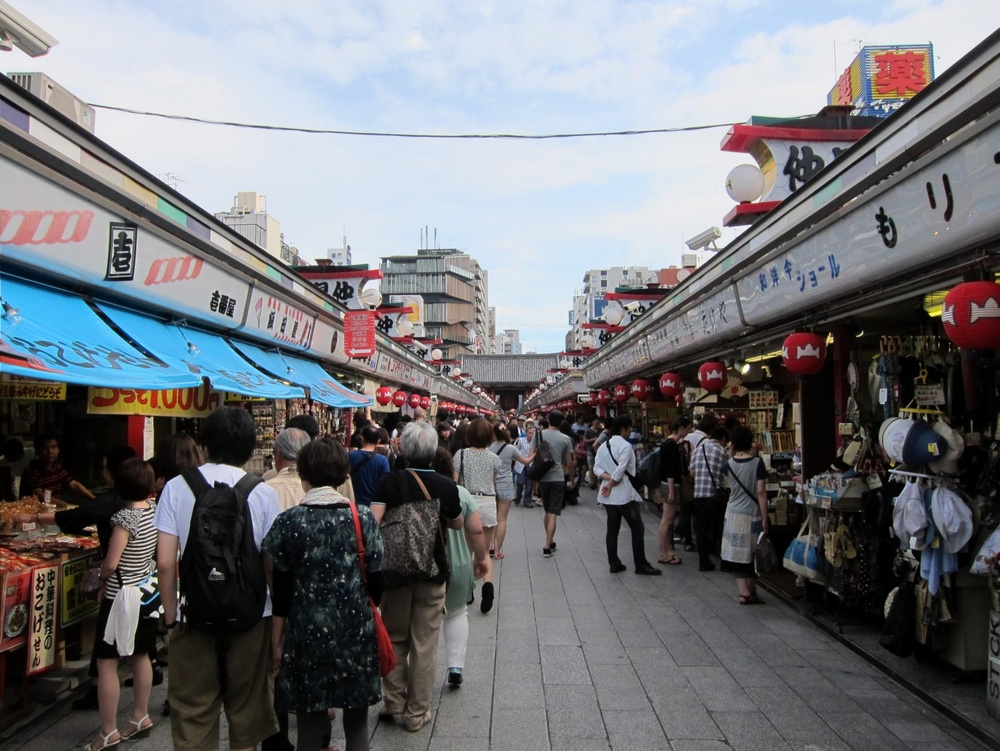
top-left (375, 386), bottom-right (394, 406)
top-left (782, 332), bottom-right (827, 375)
top-left (942, 281), bottom-right (1000, 349)
top-left (698, 361), bottom-right (727, 392)
top-left (407, 392), bottom-right (422, 408)
top-left (631, 379), bottom-right (653, 401)
top-left (613, 383), bottom-right (630, 403)
top-left (659, 372), bottom-right (683, 398)
top-left (598, 389), bottom-right (612, 406)
top-left (420, 395), bottom-right (431, 410)
top-left (392, 389), bottom-right (408, 408)
top-left (588, 391), bottom-right (600, 406)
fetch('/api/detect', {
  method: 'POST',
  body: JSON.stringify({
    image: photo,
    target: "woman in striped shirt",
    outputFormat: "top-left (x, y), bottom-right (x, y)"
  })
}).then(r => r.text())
top-left (86, 458), bottom-right (160, 751)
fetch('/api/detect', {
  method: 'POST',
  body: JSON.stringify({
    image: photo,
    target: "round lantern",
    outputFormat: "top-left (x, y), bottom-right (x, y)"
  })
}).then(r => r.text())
top-left (392, 390), bottom-right (408, 408)
top-left (631, 379), bottom-right (654, 400)
top-left (420, 395), bottom-right (431, 410)
top-left (588, 391), bottom-right (600, 406)
top-left (614, 383), bottom-right (630, 403)
top-left (604, 301), bottom-right (625, 326)
top-left (407, 392), bottom-right (421, 408)
top-left (726, 164), bottom-right (765, 203)
top-left (430, 348), bottom-right (443, 361)
top-left (659, 372), bottom-right (683, 398)
top-left (942, 281), bottom-right (1000, 349)
top-left (598, 389), bottom-right (612, 406)
top-left (698, 361), bottom-right (727, 392)
top-left (375, 386), bottom-right (394, 406)
top-left (782, 332), bottom-right (827, 376)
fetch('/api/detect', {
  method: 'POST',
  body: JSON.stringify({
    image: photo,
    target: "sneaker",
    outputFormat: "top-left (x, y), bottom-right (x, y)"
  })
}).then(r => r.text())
top-left (609, 562), bottom-right (627, 573)
top-left (480, 581), bottom-right (495, 613)
top-left (542, 547), bottom-right (553, 558)
top-left (447, 668), bottom-right (463, 686)
top-left (635, 563), bottom-right (663, 576)
top-left (550, 541), bottom-right (557, 552)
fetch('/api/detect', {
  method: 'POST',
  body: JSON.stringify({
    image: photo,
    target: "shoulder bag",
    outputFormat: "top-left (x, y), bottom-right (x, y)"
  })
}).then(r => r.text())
top-left (605, 441), bottom-right (645, 493)
top-left (379, 470), bottom-right (448, 588)
top-left (349, 500), bottom-right (397, 676)
top-left (528, 431), bottom-right (555, 482)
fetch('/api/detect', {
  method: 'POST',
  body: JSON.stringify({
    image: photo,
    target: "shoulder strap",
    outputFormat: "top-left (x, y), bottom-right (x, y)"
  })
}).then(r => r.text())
top-left (349, 500), bottom-right (368, 585)
top-left (351, 451), bottom-right (375, 477)
top-left (407, 469), bottom-right (433, 501)
top-left (234, 473), bottom-right (262, 498)
top-left (728, 458), bottom-right (757, 499)
top-left (493, 444), bottom-right (504, 456)
top-left (180, 467), bottom-right (212, 500)
top-left (702, 443), bottom-right (718, 490)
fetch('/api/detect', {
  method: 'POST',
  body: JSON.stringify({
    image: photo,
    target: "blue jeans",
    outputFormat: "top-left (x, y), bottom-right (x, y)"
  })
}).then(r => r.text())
top-left (514, 471), bottom-right (526, 504)
top-left (520, 472), bottom-right (534, 505)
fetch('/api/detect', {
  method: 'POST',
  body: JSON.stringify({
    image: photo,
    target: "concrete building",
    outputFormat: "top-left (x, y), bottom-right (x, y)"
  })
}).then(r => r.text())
top-left (495, 328), bottom-right (523, 355)
top-left (214, 191), bottom-right (282, 260)
top-left (327, 237), bottom-right (352, 266)
top-left (569, 265), bottom-right (659, 349)
top-left (380, 247), bottom-right (489, 359)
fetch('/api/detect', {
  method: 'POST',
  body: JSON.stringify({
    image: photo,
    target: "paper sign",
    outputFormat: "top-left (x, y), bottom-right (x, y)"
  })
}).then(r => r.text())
top-left (27, 564), bottom-right (59, 675)
top-left (60, 554), bottom-right (101, 627)
top-left (914, 383), bottom-right (946, 406)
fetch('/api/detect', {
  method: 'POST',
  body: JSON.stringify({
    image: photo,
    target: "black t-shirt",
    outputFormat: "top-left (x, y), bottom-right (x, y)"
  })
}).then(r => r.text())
top-left (54, 490), bottom-right (121, 555)
top-left (373, 469), bottom-right (463, 584)
top-left (659, 438), bottom-right (686, 482)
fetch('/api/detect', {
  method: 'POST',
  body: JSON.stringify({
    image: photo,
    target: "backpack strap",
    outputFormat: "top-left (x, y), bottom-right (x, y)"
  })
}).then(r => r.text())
top-left (351, 451), bottom-right (375, 477)
top-left (234, 473), bottom-right (263, 498)
top-left (180, 467), bottom-right (212, 500)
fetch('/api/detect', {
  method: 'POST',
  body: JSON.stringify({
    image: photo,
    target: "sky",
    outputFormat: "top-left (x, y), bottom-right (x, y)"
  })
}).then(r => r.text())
top-left (4, 1), bottom-right (1000, 353)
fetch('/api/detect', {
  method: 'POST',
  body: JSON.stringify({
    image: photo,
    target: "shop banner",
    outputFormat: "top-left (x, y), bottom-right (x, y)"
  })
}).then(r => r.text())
top-left (27, 564), bottom-right (59, 675)
top-left (309, 316), bottom-right (350, 366)
top-left (0, 375), bottom-right (67, 401)
top-left (0, 568), bottom-right (32, 653)
top-left (60, 553), bottom-right (101, 627)
top-left (241, 288), bottom-right (316, 351)
top-left (87, 382), bottom-right (221, 417)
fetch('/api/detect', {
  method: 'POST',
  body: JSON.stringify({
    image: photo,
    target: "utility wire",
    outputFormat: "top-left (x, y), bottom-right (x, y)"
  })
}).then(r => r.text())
top-left (88, 102), bottom-right (736, 139)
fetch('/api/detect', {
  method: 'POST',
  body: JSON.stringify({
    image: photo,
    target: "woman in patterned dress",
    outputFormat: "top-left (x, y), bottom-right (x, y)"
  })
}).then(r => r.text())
top-left (263, 438), bottom-right (384, 751)
top-left (720, 425), bottom-right (770, 605)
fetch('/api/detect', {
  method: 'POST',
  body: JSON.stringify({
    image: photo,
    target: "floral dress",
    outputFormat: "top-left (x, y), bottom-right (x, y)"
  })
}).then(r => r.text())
top-left (262, 486), bottom-right (384, 711)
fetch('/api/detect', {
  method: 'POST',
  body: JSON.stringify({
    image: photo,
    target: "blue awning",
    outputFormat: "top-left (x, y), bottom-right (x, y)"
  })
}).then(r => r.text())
top-left (230, 340), bottom-right (372, 408)
top-left (96, 303), bottom-right (306, 400)
top-left (0, 275), bottom-right (202, 390)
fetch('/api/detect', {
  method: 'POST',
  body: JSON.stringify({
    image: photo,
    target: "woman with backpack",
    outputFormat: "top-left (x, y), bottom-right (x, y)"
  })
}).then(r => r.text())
top-left (488, 422), bottom-right (534, 561)
top-left (453, 418), bottom-right (502, 613)
top-left (263, 438), bottom-right (384, 750)
top-left (720, 425), bottom-right (770, 605)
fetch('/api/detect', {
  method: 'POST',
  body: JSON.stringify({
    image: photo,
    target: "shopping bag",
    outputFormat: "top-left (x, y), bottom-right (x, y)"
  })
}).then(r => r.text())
top-left (755, 532), bottom-right (779, 574)
top-left (782, 510), bottom-right (824, 581)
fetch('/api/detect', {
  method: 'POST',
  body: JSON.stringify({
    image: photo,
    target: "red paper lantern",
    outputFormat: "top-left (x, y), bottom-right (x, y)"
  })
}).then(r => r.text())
top-left (589, 391), bottom-right (600, 406)
top-left (782, 332), bottom-right (827, 376)
top-left (420, 395), bottom-right (431, 409)
top-left (659, 372), bottom-right (683, 398)
top-left (407, 392), bottom-right (422, 408)
top-left (598, 389), bottom-right (612, 406)
top-left (375, 386), bottom-right (394, 406)
top-left (392, 390), bottom-right (408, 407)
top-left (631, 379), bottom-right (653, 401)
top-left (942, 281), bottom-right (1000, 349)
top-left (613, 383), bottom-right (630, 403)
top-left (698, 361), bottom-right (727, 392)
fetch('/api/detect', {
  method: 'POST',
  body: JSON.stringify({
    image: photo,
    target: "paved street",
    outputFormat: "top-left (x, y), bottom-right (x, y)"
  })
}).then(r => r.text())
top-left (7, 486), bottom-right (987, 750)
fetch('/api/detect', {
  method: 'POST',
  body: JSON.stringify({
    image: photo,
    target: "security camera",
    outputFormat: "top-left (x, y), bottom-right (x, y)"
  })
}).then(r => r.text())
top-left (623, 301), bottom-right (643, 314)
top-left (685, 226), bottom-right (723, 251)
top-left (0, 3), bottom-right (59, 57)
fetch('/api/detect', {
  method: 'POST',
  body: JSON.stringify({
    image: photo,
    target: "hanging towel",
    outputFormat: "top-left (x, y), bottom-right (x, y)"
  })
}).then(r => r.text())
top-left (104, 586), bottom-right (141, 656)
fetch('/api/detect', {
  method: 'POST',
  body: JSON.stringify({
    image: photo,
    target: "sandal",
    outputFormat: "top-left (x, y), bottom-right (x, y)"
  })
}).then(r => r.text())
top-left (494, 551), bottom-right (505, 560)
top-left (739, 593), bottom-right (765, 605)
top-left (84, 729), bottom-right (120, 751)
top-left (120, 715), bottom-right (152, 741)
top-left (657, 555), bottom-right (683, 565)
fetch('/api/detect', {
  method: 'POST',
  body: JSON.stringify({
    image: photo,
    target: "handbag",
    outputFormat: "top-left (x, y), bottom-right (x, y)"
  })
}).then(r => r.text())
top-left (782, 509), bottom-right (825, 581)
top-left (79, 555), bottom-right (104, 599)
top-left (349, 500), bottom-right (397, 677)
top-left (528, 430), bottom-right (555, 482)
top-left (755, 532), bottom-right (779, 574)
top-left (379, 471), bottom-right (448, 588)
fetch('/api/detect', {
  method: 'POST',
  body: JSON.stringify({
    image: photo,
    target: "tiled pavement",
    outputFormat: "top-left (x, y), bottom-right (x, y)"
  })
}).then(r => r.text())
top-left (7, 487), bottom-right (989, 750)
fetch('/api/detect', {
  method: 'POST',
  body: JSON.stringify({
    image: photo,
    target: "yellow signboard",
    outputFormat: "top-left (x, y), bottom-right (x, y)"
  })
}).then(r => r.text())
top-left (87, 382), bottom-right (221, 416)
top-left (60, 553), bottom-right (101, 627)
top-left (0, 376), bottom-right (67, 401)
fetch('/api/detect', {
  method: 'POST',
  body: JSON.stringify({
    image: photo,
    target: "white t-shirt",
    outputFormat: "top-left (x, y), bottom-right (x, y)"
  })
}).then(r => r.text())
top-left (154, 463), bottom-right (281, 619)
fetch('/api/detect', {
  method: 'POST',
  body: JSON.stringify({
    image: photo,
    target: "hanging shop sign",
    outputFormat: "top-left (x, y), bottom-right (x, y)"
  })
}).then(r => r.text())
top-left (60, 553), bottom-right (102, 627)
top-left (27, 563), bottom-right (59, 676)
top-left (1, 162), bottom-right (252, 330)
top-left (646, 285), bottom-right (742, 363)
top-left (343, 311), bottom-right (377, 359)
top-left (87, 383), bottom-right (222, 417)
top-left (308, 316), bottom-right (350, 366)
top-left (736, 120), bottom-right (1000, 329)
top-left (296, 267), bottom-right (382, 310)
top-left (0, 567), bottom-right (32, 653)
top-left (241, 288), bottom-right (315, 350)
top-left (0, 375), bottom-right (66, 401)
top-left (827, 44), bottom-right (935, 118)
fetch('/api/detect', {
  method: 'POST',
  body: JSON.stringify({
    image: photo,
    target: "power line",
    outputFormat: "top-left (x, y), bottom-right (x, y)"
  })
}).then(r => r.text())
top-left (88, 103), bottom-right (736, 140)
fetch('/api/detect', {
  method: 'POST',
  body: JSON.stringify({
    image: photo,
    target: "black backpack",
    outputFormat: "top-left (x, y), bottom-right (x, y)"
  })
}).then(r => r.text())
top-left (180, 468), bottom-right (267, 635)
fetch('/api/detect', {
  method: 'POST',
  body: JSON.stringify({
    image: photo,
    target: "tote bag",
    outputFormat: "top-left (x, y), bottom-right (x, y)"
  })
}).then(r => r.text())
top-left (782, 508), bottom-right (824, 581)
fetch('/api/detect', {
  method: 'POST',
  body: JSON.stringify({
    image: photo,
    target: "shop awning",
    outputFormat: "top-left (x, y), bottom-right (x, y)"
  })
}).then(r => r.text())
top-left (96, 303), bottom-right (306, 400)
top-left (230, 340), bottom-right (373, 408)
top-left (0, 275), bottom-right (202, 390)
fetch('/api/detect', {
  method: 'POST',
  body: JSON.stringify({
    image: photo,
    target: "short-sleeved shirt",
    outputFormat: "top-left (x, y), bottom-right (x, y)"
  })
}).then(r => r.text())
top-left (489, 442), bottom-right (524, 500)
top-left (537, 429), bottom-right (574, 483)
top-left (154, 463), bottom-right (281, 620)
top-left (724, 457), bottom-right (768, 515)
top-left (691, 440), bottom-right (729, 499)
top-left (454, 448), bottom-right (501, 496)
top-left (348, 449), bottom-right (391, 506)
top-left (659, 438), bottom-right (686, 484)
top-left (371, 469), bottom-right (463, 585)
top-left (19, 459), bottom-right (74, 499)
top-left (105, 502), bottom-right (157, 599)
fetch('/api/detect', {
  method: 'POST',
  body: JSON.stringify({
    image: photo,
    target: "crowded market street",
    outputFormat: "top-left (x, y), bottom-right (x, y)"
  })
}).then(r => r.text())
top-left (4, 490), bottom-right (991, 751)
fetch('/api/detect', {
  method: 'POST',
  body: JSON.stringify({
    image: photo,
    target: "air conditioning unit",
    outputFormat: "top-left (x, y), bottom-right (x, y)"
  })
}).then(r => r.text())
top-left (6, 71), bottom-right (95, 133)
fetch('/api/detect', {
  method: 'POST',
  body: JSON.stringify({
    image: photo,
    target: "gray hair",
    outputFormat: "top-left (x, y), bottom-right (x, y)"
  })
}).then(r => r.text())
top-left (399, 421), bottom-right (438, 467)
top-left (273, 427), bottom-right (310, 461)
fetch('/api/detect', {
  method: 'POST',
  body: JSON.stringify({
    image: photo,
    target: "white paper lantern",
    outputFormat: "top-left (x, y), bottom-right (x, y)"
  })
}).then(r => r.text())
top-left (430, 348), bottom-right (443, 361)
top-left (580, 332), bottom-right (596, 349)
top-left (358, 285), bottom-right (382, 308)
top-left (726, 164), bottom-right (765, 203)
top-left (604, 301), bottom-right (625, 326)
top-left (395, 317), bottom-right (414, 337)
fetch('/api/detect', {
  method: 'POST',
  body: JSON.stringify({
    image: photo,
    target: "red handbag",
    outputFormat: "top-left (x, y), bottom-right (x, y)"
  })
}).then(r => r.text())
top-left (349, 501), bottom-right (397, 677)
